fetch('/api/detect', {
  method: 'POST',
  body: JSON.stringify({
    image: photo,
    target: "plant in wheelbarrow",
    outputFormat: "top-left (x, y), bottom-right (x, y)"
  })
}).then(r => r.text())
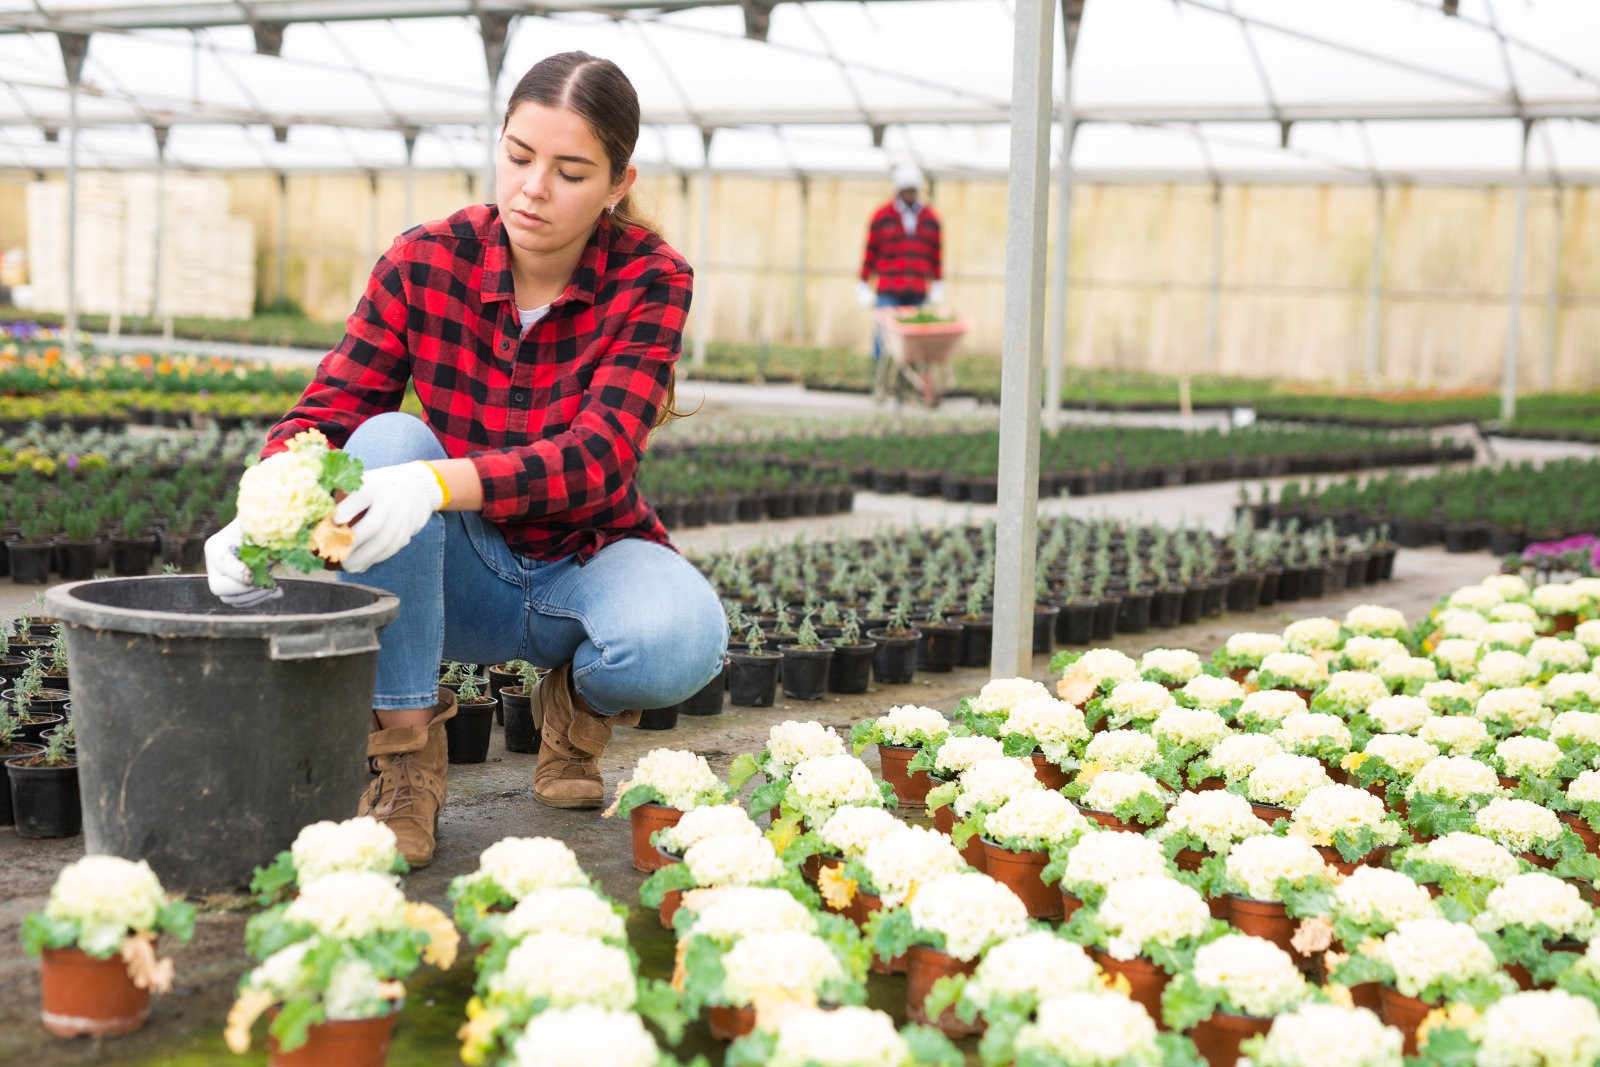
top-left (444, 667), bottom-right (497, 765)
top-left (7, 716), bottom-right (80, 838)
top-left (780, 615), bottom-right (835, 701)
top-left (21, 854), bottom-right (196, 1038)
top-left (229, 871), bottom-right (458, 1065)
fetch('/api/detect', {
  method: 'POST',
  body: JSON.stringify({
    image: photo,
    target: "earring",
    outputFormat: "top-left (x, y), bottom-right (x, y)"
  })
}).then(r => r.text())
top-left (605, 203), bottom-right (616, 214)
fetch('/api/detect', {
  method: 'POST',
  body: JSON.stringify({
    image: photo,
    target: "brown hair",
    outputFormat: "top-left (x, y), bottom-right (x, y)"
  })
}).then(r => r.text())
top-left (504, 52), bottom-right (689, 427)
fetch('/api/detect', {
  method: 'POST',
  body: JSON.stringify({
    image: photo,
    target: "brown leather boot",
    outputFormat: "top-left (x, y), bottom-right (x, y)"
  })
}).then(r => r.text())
top-left (358, 687), bottom-right (457, 868)
top-left (533, 662), bottom-right (640, 810)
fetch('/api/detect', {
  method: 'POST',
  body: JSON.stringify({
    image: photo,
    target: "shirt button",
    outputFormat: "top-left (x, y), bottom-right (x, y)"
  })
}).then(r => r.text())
top-left (499, 339), bottom-right (510, 352)
top-left (511, 389), bottom-right (529, 406)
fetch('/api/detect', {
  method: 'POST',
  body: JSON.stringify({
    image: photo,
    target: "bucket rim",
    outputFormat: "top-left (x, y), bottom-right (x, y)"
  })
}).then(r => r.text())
top-left (44, 576), bottom-right (400, 639)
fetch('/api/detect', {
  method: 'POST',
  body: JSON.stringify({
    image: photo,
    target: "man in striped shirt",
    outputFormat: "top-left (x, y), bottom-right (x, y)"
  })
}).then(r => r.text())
top-left (856, 164), bottom-right (945, 397)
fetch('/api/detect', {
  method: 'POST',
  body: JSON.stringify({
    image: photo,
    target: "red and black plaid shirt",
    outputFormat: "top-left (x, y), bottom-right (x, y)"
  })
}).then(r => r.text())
top-left (261, 204), bottom-right (690, 563)
top-left (859, 199), bottom-right (942, 301)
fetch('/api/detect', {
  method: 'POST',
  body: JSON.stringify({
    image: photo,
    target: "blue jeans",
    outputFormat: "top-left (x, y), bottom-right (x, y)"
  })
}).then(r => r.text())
top-left (871, 290), bottom-right (924, 363)
top-left (336, 413), bottom-right (728, 715)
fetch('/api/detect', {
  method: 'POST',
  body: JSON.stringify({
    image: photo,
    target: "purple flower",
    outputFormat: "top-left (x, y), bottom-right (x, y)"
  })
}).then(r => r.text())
top-left (65, 454), bottom-right (79, 470)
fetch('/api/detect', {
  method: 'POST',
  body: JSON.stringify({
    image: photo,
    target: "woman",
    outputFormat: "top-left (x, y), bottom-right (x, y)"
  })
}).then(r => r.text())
top-left (204, 52), bottom-right (728, 869)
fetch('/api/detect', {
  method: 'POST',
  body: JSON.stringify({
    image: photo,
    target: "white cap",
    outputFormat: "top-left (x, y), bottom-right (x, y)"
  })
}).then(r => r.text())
top-left (891, 163), bottom-right (923, 191)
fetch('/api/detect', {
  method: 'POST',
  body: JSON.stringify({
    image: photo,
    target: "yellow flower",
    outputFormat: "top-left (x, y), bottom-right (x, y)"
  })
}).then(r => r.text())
top-left (457, 998), bottom-right (509, 1066)
top-left (224, 988), bottom-right (276, 1054)
top-left (1418, 1003), bottom-right (1481, 1049)
top-left (818, 865), bottom-right (858, 911)
top-left (768, 816), bottom-right (802, 857)
top-left (1075, 760), bottom-right (1107, 786)
top-left (1341, 752), bottom-right (1369, 773)
top-left (405, 902), bottom-right (460, 969)
top-left (1322, 983), bottom-right (1354, 1008)
top-left (1102, 972), bottom-right (1133, 998)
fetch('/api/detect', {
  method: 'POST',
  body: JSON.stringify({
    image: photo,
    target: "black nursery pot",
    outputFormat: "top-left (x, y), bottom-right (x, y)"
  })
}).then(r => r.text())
top-left (728, 650), bottom-right (782, 707)
top-left (17, 713), bottom-right (64, 745)
top-left (1199, 579), bottom-right (1228, 617)
top-left (1258, 568), bottom-right (1283, 606)
top-left (5, 542), bottom-right (52, 584)
top-left (681, 663), bottom-right (727, 716)
top-left (55, 540), bottom-right (98, 582)
top-left (916, 620), bottom-right (962, 673)
top-left (1090, 597), bottom-right (1120, 640)
top-left (1149, 588), bottom-right (1184, 629)
top-left (6, 756), bottom-right (81, 839)
top-left (1275, 567), bottom-right (1303, 602)
top-left (5, 688), bottom-right (71, 723)
top-left (780, 645), bottom-right (835, 701)
top-left (1298, 565), bottom-right (1326, 599)
top-left (954, 615), bottom-right (993, 668)
top-left (1056, 601), bottom-right (1097, 646)
top-left (445, 698), bottom-right (496, 763)
top-left (636, 705), bottom-right (680, 730)
top-left (1033, 605), bottom-right (1058, 655)
top-left (110, 537), bottom-right (155, 577)
top-left (1225, 573), bottom-right (1263, 613)
top-left (867, 628), bottom-right (920, 685)
top-left (0, 742), bottom-right (43, 826)
top-left (827, 641), bottom-right (876, 695)
top-left (500, 687), bottom-right (541, 753)
top-left (1116, 591), bottom-right (1153, 634)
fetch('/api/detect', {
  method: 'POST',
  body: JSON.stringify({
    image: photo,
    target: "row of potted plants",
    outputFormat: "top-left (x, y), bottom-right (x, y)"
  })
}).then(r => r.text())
top-left (1255, 458), bottom-right (1600, 556)
top-left (638, 453), bottom-right (856, 530)
top-left (1, 337), bottom-right (315, 394)
top-left (1, 614), bottom-right (79, 838)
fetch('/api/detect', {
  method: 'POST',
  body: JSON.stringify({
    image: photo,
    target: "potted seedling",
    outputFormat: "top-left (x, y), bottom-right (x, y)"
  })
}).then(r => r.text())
top-left (6, 653), bottom-right (69, 736)
top-left (443, 670), bottom-right (496, 764)
top-left (1055, 555), bottom-right (1098, 646)
top-left (496, 659), bottom-right (541, 754)
top-left (1032, 572), bottom-right (1060, 655)
top-left (111, 504), bottom-right (157, 576)
top-left (0, 701), bottom-right (43, 827)
top-left (44, 624), bottom-right (69, 692)
top-left (952, 581), bottom-right (993, 668)
top-left (827, 610), bottom-right (877, 695)
top-left (56, 509), bottom-right (101, 581)
top-left (7, 717), bottom-right (80, 838)
top-left (868, 598), bottom-right (922, 685)
top-left (728, 623), bottom-right (781, 707)
top-left (780, 615), bottom-right (834, 702)
top-left (8, 512), bottom-right (55, 584)
top-left (917, 590), bottom-right (962, 673)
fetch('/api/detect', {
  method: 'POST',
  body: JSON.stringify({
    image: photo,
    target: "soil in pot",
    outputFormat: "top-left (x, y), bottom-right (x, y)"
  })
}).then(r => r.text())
top-left (17, 712), bottom-right (65, 745)
top-left (826, 641), bottom-right (875, 695)
top-left (445, 697), bottom-right (496, 763)
top-left (905, 945), bottom-right (982, 1037)
top-left (7, 755), bottom-right (80, 838)
top-left (499, 687), bottom-right (541, 754)
top-left (916, 620), bottom-right (961, 673)
top-left (630, 802), bottom-right (683, 873)
top-left (980, 839), bottom-right (1060, 919)
top-left (867, 628), bottom-right (920, 685)
top-left (779, 645), bottom-right (834, 700)
top-left (877, 744), bottom-right (933, 807)
top-left (728, 650), bottom-right (781, 707)
top-left (1190, 1010), bottom-right (1272, 1067)
top-left (680, 664), bottom-right (727, 715)
top-left (38, 946), bottom-right (150, 1038)
top-left (7, 688), bottom-right (71, 723)
top-left (268, 1006), bottom-right (399, 1067)
top-left (1089, 950), bottom-right (1169, 1025)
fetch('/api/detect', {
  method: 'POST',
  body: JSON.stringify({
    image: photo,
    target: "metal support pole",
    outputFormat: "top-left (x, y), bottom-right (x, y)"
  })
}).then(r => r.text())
top-left (1206, 181), bottom-right (1223, 372)
top-left (150, 125), bottom-right (168, 323)
top-left (1364, 183), bottom-right (1386, 384)
top-left (402, 128), bottom-right (419, 228)
top-left (692, 129), bottom-right (714, 368)
top-left (794, 176), bottom-right (809, 345)
top-left (1042, 0), bottom-right (1081, 434)
top-left (479, 14), bottom-right (512, 204)
top-left (276, 172), bottom-right (289, 304)
top-left (368, 170), bottom-right (381, 263)
top-left (1542, 188), bottom-right (1564, 392)
top-left (58, 32), bottom-right (89, 360)
top-left (1502, 123), bottom-right (1532, 423)
top-left (990, 0), bottom-right (1055, 678)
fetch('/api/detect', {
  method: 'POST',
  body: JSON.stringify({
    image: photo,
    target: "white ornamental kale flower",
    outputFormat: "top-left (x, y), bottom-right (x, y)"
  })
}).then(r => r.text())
top-left (1493, 737), bottom-right (1562, 779)
top-left (1223, 834), bottom-right (1332, 900)
top-left (1331, 867), bottom-right (1437, 929)
top-left (1272, 712), bottom-right (1352, 753)
top-left (767, 1006), bottom-right (910, 1067)
top-left (1364, 695), bottom-right (1432, 734)
top-left (1283, 617), bottom-right (1342, 653)
top-left (1547, 674), bottom-right (1600, 709)
top-left (1101, 680), bottom-right (1177, 727)
top-left (908, 872), bottom-right (1031, 960)
top-left (1410, 832), bottom-right (1522, 883)
top-left (1362, 733), bottom-right (1439, 777)
top-left (1532, 583), bottom-right (1584, 616)
top-left (1289, 784), bottom-right (1399, 848)
top-left (1475, 650), bottom-right (1535, 689)
top-left (1448, 584), bottom-right (1506, 614)
top-left (500, 888), bottom-right (625, 944)
top-left (973, 677), bottom-right (1052, 716)
top-left (1206, 733), bottom-right (1285, 780)
top-left (1432, 638), bottom-right (1483, 677)
top-left (1256, 652), bottom-right (1327, 689)
top-left (1238, 689), bottom-right (1309, 728)
top-left (1061, 832), bottom-right (1168, 893)
top-left (676, 887), bottom-right (816, 943)
top-left (985, 789), bottom-right (1090, 850)
top-left (1553, 710), bottom-right (1600, 746)
top-left (966, 931), bottom-right (1101, 1008)
top-left (932, 735), bottom-right (1005, 777)
top-left (1318, 671), bottom-right (1390, 712)
top-left (1191, 934), bottom-right (1308, 1017)
top-left (874, 705), bottom-right (950, 747)
top-left (1482, 574), bottom-right (1532, 600)
top-left (1002, 694), bottom-right (1089, 756)
top-left (656, 805), bottom-right (761, 855)
top-left (1151, 705), bottom-right (1231, 750)
top-left (627, 747), bottom-right (724, 810)
top-left (1417, 715), bottom-right (1492, 756)
top-left (787, 754), bottom-right (881, 822)
top-left (489, 933), bottom-right (636, 1009)
top-left (1477, 990), bottom-right (1600, 1067)
top-left (1061, 648), bottom-right (1139, 687)
top-left (1245, 753), bottom-right (1333, 809)
top-left (1529, 637), bottom-right (1590, 674)
top-left (1178, 673), bottom-right (1247, 712)
top-left (45, 856), bottom-right (169, 950)
top-left (1082, 729), bottom-right (1160, 773)
top-left (858, 825), bottom-right (966, 908)
top-left (1576, 620), bottom-right (1600, 654)
top-left (235, 447), bottom-right (331, 550)
top-left (511, 1006), bottom-right (659, 1067)
top-left (1344, 604), bottom-right (1408, 638)
top-left (1476, 873), bottom-right (1594, 940)
top-left (471, 837), bottom-right (588, 899)
top-left (1420, 680), bottom-right (1481, 714)
top-left (286, 871), bottom-right (408, 940)
top-left (1436, 608), bottom-right (1490, 640)
top-left (1491, 601), bottom-right (1541, 625)
top-left (1080, 770), bottom-right (1167, 815)
top-left (1569, 770), bottom-right (1600, 806)
top-left (1408, 755), bottom-right (1500, 800)
top-left (1378, 654), bottom-right (1438, 690)
top-left (1014, 992), bottom-right (1160, 1064)
top-left (322, 957), bottom-right (390, 1021)
top-left (953, 757), bottom-right (1043, 817)
top-left (1138, 647), bottom-right (1202, 684)
top-left (1340, 638), bottom-right (1409, 671)
top-left (1091, 875), bottom-right (1210, 960)
top-left (1474, 798), bottom-right (1563, 853)
top-left (1481, 621), bottom-right (1538, 654)
top-left (1249, 1003), bottom-right (1403, 1067)
top-left (764, 721), bottom-right (848, 775)
top-left (682, 835), bottom-right (784, 888)
top-left (1374, 918), bottom-right (1501, 997)
top-left (1475, 687), bottom-right (1551, 733)
top-left (1221, 631), bottom-right (1285, 663)
top-left (719, 931), bottom-right (844, 1004)
top-left (289, 817), bottom-right (400, 882)
top-left (817, 805), bottom-right (902, 859)
top-left (1158, 790), bottom-right (1267, 854)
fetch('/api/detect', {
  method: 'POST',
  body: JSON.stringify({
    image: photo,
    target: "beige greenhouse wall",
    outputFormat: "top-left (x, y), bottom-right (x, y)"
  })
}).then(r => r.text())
top-left (84, 171), bottom-right (1600, 390)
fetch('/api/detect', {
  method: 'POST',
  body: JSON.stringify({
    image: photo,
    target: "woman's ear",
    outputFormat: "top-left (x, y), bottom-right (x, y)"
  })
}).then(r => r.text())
top-left (611, 164), bottom-right (638, 208)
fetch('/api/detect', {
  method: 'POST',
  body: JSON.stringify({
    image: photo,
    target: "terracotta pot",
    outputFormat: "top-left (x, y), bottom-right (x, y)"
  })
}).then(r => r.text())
top-left (1552, 612), bottom-right (1579, 634)
top-left (1174, 849), bottom-right (1229, 919)
top-left (1075, 804), bottom-right (1143, 834)
top-left (1559, 812), bottom-right (1600, 857)
top-left (980, 839), bottom-right (1061, 919)
top-left (706, 1003), bottom-right (756, 1041)
top-left (1190, 1010), bottom-right (1272, 1067)
top-left (269, 1008), bottom-right (399, 1067)
top-left (1089, 949), bottom-right (1169, 1026)
top-left (1061, 889), bottom-right (1084, 922)
top-left (877, 744), bottom-right (933, 807)
top-left (1314, 844), bottom-right (1391, 877)
top-left (905, 945), bottom-right (982, 1036)
top-left (1377, 986), bottom-right (1433, 1055)
top-left (1248, 801), bottom-right (1291, 824)
top-left (1226, 896), bottom-right (1299, 962)
top-left (1191, 777), bottom-right (1225, 792)
top-left (932, 804), bottom-right (986, 872)
top-left (1505, 938), bottom-right (1585, 991)
top-left (854, 892), bottom-right (906, 974)
top-left (631, 803), bottom-right (683, 873)
top-left (659, 887), bottom-right (684, 930)
top-left (1030, 752), bottom-right (1070, 791)
top-left (1227, 667), bottom-right (1251, 684)
top-left (1348, 981), bottom-right (1382, 1014)
top-left (38, 947), bottom-right (151, 1038)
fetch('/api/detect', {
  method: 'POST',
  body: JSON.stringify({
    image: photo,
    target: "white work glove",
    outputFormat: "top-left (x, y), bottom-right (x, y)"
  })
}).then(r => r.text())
top-left (205, 518), bottom-right (283, 608)
top-left (855, 281), bottom-right (874, 308)
top-left (335, 461), bottom-right (447, 574)
top-left (928, 281), bottom-right (946, 305)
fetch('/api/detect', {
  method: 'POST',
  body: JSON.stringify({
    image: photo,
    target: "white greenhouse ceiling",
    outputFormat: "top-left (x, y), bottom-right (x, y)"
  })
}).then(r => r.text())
top-left (1, 0), bottom-right (1598, 182)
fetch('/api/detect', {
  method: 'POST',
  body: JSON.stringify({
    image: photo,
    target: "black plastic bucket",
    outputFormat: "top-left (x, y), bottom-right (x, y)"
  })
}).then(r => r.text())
top-left (45, 576), bottom-right (399, 893)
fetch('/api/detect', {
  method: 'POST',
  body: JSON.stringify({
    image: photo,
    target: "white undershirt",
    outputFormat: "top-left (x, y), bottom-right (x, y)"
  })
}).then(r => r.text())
top-left (517, 303), bottom-right (551, 335)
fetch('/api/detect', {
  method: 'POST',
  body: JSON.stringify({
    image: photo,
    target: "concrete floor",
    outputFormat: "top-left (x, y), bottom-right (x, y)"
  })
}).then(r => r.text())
top-left (0, 543), bottom-right (1507, 1065)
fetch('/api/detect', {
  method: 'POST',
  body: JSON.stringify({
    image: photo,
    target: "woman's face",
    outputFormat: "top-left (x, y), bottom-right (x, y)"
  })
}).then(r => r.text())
top-left (496, 101), bottom-right (635, 262)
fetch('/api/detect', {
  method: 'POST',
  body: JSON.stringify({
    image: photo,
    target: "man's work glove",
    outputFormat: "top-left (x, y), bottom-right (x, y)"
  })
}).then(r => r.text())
top-left (336, 461), bottom-right (447, 574)
top-left (855, 281), bottom-right (874, 308)
top-left (928, 281), bottom-right (946, 306)
top-left (204, 518), bottom-right (283, 608)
